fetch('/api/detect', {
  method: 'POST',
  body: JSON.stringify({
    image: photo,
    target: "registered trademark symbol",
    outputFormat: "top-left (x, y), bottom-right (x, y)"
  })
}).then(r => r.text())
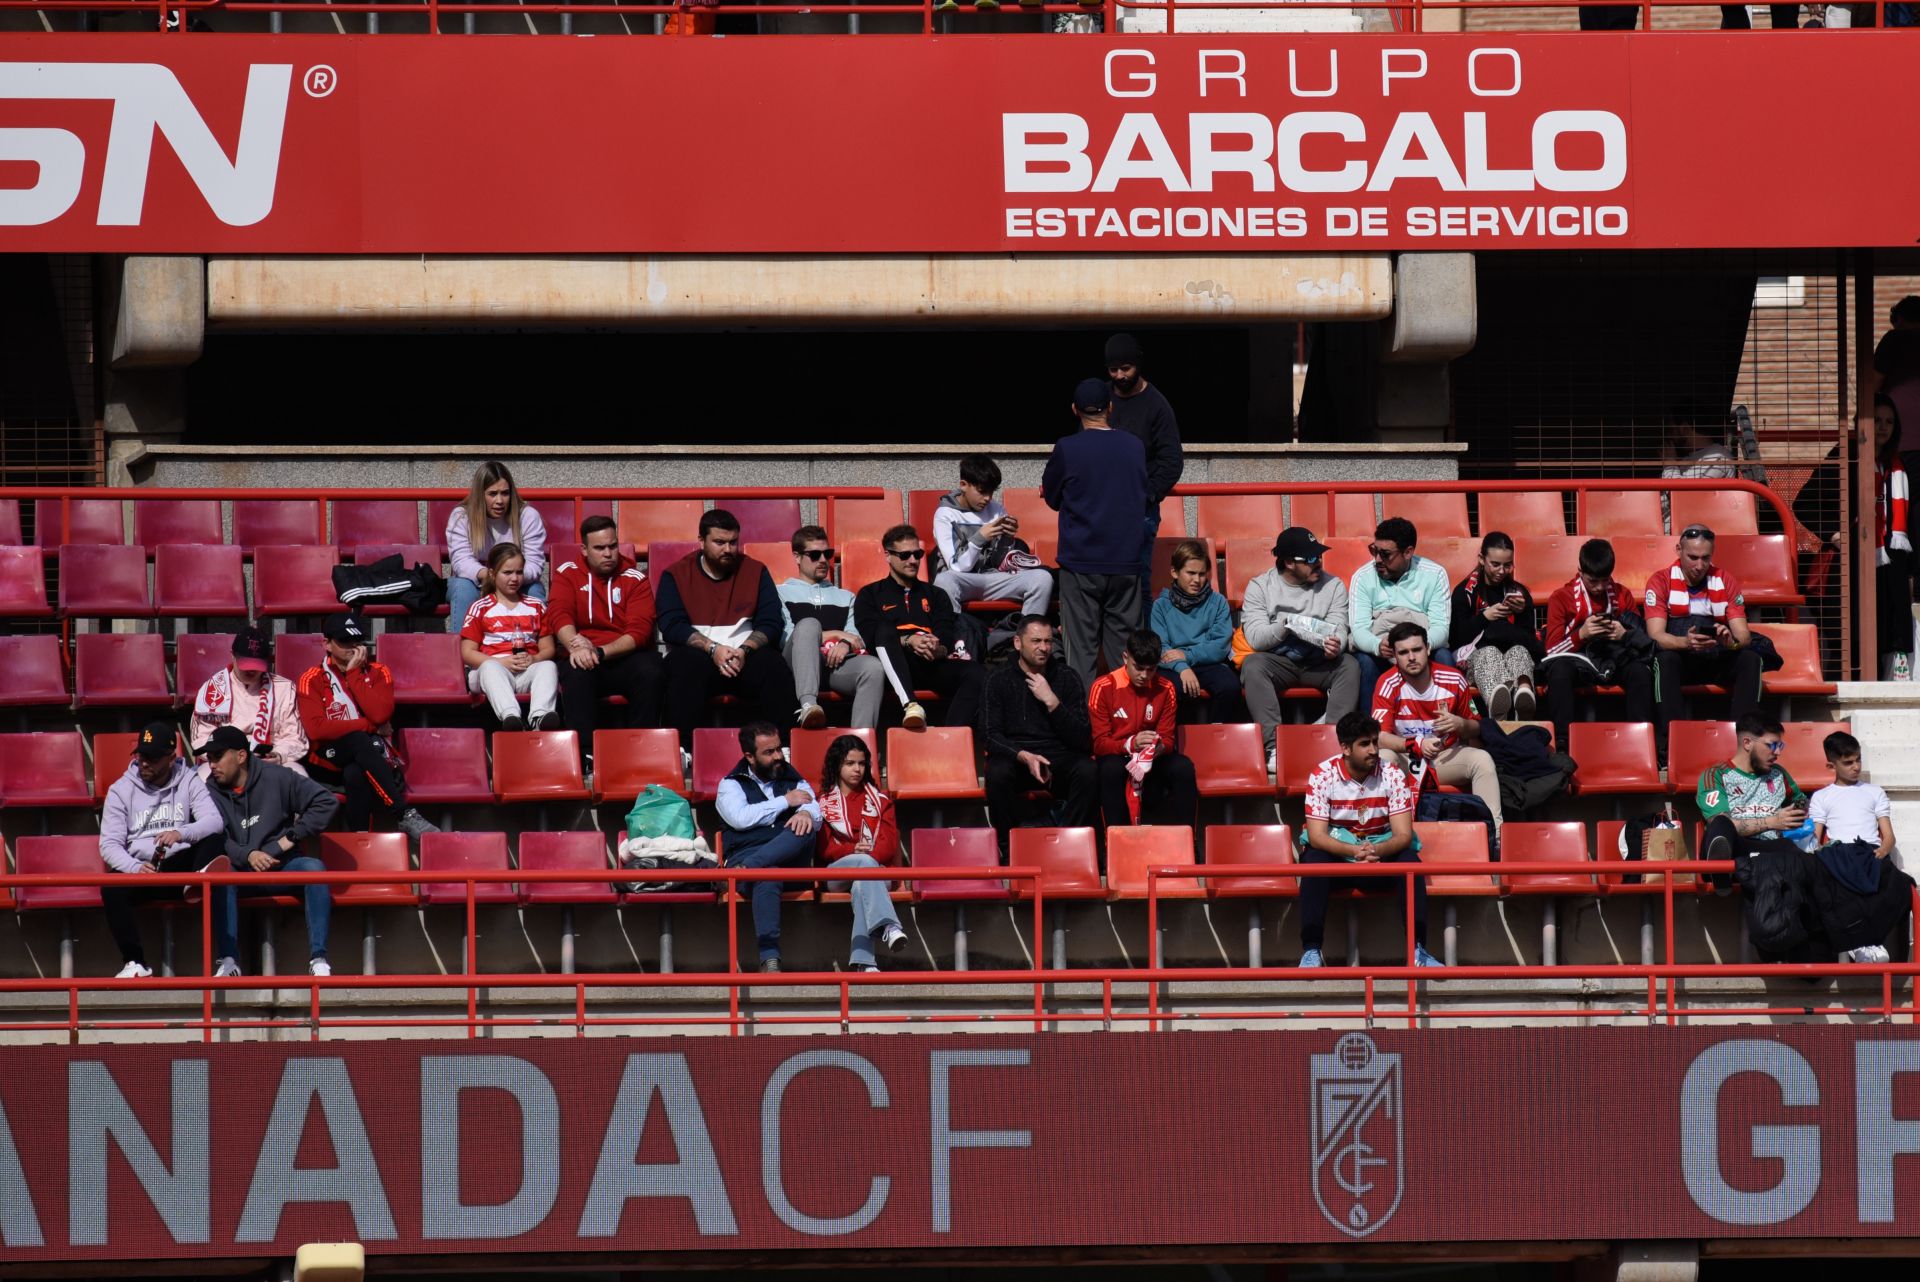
top-left (303, 66), bottom-right (337, 98)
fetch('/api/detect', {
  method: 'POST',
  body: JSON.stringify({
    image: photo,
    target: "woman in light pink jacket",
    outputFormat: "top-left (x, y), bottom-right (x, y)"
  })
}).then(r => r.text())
top-left (446, 460), bottom-right (547, 628)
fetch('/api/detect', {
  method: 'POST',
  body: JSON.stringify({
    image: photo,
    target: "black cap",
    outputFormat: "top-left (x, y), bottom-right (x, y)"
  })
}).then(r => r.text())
top-left (322, 612), bottom-right (370, 645)
top-left (197, 725), bottom-right (250, 758)
top-left (231, 624), bottom-right (273, 671)
top-left (1272, 527), bottom-right (1331, 562)
top-left (1073, 377), bottom-right (1112, 416)
top-left (135, 721), bottom-right (178, 760)
top-left (1105, 333), bottom-right (1143, 368)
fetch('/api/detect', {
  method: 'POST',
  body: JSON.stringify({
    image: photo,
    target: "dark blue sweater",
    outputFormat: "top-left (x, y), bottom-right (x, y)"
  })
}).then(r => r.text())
top-left (1041, 427), bottom-right (1150, 575)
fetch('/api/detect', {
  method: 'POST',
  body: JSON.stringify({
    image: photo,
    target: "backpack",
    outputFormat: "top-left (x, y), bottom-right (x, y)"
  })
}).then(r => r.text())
top-left (331, 554), bottom-right (446, 615)
top-left (1740, 843), bottom-right (1814, 958)
top-left (1415, 790), bottom-right (1499, 861)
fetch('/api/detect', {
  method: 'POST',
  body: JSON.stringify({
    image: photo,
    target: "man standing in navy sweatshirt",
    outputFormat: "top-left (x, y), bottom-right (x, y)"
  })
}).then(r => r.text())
top-left (1045, 377), bottom-right (1151, 686)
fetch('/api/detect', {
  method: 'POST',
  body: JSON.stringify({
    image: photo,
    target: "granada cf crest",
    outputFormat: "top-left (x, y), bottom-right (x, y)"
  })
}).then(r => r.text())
top-left (1310, 1033), bottom-right (1404, 1237)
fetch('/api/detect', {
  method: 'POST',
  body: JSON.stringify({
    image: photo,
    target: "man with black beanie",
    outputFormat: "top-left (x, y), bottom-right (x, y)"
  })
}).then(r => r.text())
top-left (1104, 332), bottom-right (1184, 611)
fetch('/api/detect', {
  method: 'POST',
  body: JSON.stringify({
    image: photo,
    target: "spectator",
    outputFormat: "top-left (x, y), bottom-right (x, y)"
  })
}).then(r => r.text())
top-left (1539, 538), bottom-right (1656, 754)
top-left (1349, 516), bottom-right (1453, 698)
top-left (1089, 629), bottom-right (1197, 832)
top-left (718, 721), bottom-right (823, 973)
top-left (1873, 394), bottom-right (1913, 678)
top-left (851, 524), bottom-right (985, 732)
top-left (1644, 525), bottom-right (1766, 743)
top-left (296, 612), bottom-right (439, 844)
top-left (1104, 333), bottom-right (1184, 609)
top-left (1809, 731), bottom-right (1912, 965)
top-left (1045, 378), bottom-right (1150, 685)
top-left (459, 542), bottom-right (559, 731)
top-left (100, 722), bottom-right (233, 980)
top-left (1699, 714), bottom-right (1807, 895)
top-left (1450, 532), bottom-right (1543, 722)
top-left (983, 616), bottom-right (1097, 860)
top-left (1873, 296), bottom-right (1920, 450)
top-left (189, 624), bottom-right (308, 775)
top-left (1298, 711), bottom-right (1442, 969)
top-left (655, 509), bottom-right (800, 750)
top-left (930, 454), bottom-right (1053, 617)
top-left (1150, 538), bottom-right (1244, 725)
top-left (1372, 621), bottom-right (1502, 832)
top-left (780, 525), bottom-right (884, 730)
top-left (1576, 2), bottom-right (1636, 28)
top-left (445, 461), bottom-right (547, 627)
top-left (1240, 527), bottom-right (1360, 768)
top-left (200, 724), bottom-right (342, 978)
top-left (1660, 411), bottom-right (1736, 529)
top-left (814, 734), bottom-right (910, 972)
top-left (549, 515), bottom-right (662, 775)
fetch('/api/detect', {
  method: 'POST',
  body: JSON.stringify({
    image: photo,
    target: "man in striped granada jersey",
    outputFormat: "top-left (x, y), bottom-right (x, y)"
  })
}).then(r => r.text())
top-left (1298, 712), bottom-right (1440, 969)
top-left (1370, 620), bottom-right (1503, 832)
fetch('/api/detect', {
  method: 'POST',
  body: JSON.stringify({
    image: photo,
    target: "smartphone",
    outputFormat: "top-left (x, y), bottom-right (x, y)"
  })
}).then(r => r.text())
top-left (1505, 590), bottom-right (1525, 604)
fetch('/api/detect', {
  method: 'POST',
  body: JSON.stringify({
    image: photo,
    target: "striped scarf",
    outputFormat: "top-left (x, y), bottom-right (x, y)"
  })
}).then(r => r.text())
top-left (1663, 562), bottom-right (1729, 619)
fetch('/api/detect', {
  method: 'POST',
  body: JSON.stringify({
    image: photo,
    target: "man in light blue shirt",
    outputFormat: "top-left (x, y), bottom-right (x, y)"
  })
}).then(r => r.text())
top-left (718, 721), bottom-right (824, 973)
top-left (776, 525), bottom-right (884, 729)
top-left (1348, 516), bottom-right (1454, 698)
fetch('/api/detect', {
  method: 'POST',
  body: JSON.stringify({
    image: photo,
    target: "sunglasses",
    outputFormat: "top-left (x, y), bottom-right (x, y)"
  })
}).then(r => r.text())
top-left (1369, 545), bottom-right (1402, 560)
top-left (889, 548), bottom-right (925, 561)
top-left (1285, 555), bottom-right (1322, 567)
top-left (1763, 740), bottom-right (1785, 754)
top-left (799, 548), bottom-right (836, 562)
top-left (1679, 525), bottom-right (1715, 542)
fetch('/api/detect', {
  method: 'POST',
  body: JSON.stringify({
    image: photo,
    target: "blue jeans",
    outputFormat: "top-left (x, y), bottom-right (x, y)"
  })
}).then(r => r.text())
top-left (725, 826), bottom-right (817, 960)
top-left (828, 853), bottom-right (902, 967)
top-left (1355, 647), bottom-right (1455, 705)
top-left (220, 855), bottom-right (333, 962)
top-left (446, 574), bottom-right (545, 630)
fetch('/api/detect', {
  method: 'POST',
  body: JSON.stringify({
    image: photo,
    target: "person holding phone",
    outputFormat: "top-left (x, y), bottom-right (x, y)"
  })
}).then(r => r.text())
top-left (1699, 714), bottom-right (1808, 899)
top-left (1644, 525), bottom-right (1767, 748)
top-left (982, 615), bottom-right (1095, 862)
top-left (1449, 532), bottom-right (1544, 722)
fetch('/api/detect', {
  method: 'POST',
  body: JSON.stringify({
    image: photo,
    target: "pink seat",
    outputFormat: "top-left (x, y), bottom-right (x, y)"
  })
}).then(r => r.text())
top-left (73, 633), bottom-right (171, 708)
top-left (58, 544), bottom-right (152, 617)
top-left (0, 545), bottom-right (51, 618)
top-left (331, 500), bottom-right (420, 549)
top-left (690, 727), bottom-right (741, 804)
top-left (909, 827), bottom-right (1009, 902)
top-left (0, 733), bottom-right (93, 808)
top-left (648, 540), bottom-right (698, 580)
top-left (11, 835), bottom-right (103, 910)
top-left (351, 543), bottom-right (445, 570)
top-left (377, 632), bottom-right (472, 705)
top-left (173, 634), bottom-right (232, 708)
top-left (154, 544), bottom-right (248, 617)
top-left (419, 831), bottom-right (517, 905)
top-left (527, 498), bottom-right (613, 557)
top-left (0, 500), bottom-right (20, 545)
top-left (251, 545), bottom-right (342, 616)
top-left (134, 500), bottom-right (222, 548)
top-left (724, 499), bottom-right (803, 543)
top-left (393, 727), bottom-right (495, 805)
top-left (34, 498), bottom-right (123, 546)
top-left (234, 499), bottom-right (326, 551)
top-left (0, 635), bottom-right (66, 707)
top-left (275, 633), bottom-right (328, 685)
top-left (519, 831), bottom-right (618, 905)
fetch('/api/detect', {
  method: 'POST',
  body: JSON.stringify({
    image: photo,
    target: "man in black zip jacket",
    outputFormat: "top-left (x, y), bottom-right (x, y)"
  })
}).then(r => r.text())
top-left (851, 523), bottom-right (985, 732)
top-left (982, 615), bottom-right (1096, 861)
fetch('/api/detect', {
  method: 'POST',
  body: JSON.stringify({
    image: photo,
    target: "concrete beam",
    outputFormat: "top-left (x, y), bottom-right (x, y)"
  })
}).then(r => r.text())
top-left (205, 255), bottom-right (1393, 326)
top-left (1381, 252), bottom-right (1476, 365)
top-left (110, 255), bottom-right (205, 368)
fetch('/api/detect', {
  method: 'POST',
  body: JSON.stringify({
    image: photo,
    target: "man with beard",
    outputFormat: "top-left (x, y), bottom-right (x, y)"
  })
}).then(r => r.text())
top-left (1104, 333), bottom-right (1183, 613)
top-left (1643, 524), bottom-right (1766, 746)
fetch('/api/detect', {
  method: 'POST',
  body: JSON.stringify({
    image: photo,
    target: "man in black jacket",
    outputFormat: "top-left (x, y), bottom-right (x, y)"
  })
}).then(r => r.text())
top-left (982, 616), bottom-right (1096, 860)
top-left (852, 523), bottom-right (985, 732)
top-left (199, 725), bottom-right (341, 977)
top-left (1105, 332), bottom-right (1183, 615)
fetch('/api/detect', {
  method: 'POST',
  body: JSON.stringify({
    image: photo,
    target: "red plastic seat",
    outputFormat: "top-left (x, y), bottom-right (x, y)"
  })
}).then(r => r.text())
top-left (331, 500), bottom-right (420, 550)
top-left (1105, 825), bottom-right (1202, 900)
top-left (647, 540), bottom-right (698, 581)
top-left (314, 832), bottom-right (417, 907)
top-left (689, 727), bottom-right (741, 803)
top-left (908, 827), bottom-right (1009, 902)
top-left (0, 733), bottom-right (93, 808)
top-left (1500, 822), bottom-right (1594, 894)
top-left (1221, 539), bottom-right (1275, 605)
top-left (723, 499), bottom-right (802, 543)
top-left (1287, 492), bottom-right (1377, 538)
top-left (1273, 724), bottom-right (1340, 797)
top-left (1510, 536), bottom-right (1582, 591)
top-left (11, 835), bottom-right (103, 910)
top-left (1566, 722), bottom-right (1662, 795)
top-left (1385, 492), bottom-right (1469, 539)
top-left (1178, 723), bottom-right (1272, 798)
top-left (823, 492), bottom-right (904, 548)
top-left (617, 499), bottom-right (705, 557)
top-left (251, 545), bottom-right (343, 616)
top-left (527, 498), bottom-right (613, 557)
top-left (493, 731), bottom-right (590, 803)
top-left (1007, 827), bottom-right (1106, 900)
top-left (58, 544), bottom-right (152, 617)
top-left (885, 727), bottom-right (984, 800)
top-left (1594, 818), bottom-right (1699, 893)
top-left (1666, 721), bottom-right (1735, 796)
top-left (0, 635), bottom-right (67, 707)
top-left (93, 731), bottom-right (138, 804)
top-left (0, 500), bottom-right (21, 546)
top-left (1581, 490), bottom-right (1663, 537)
top-left (1196, 495), bottom-right (1285, 544)
top-left (275, 633), bottom-right (327, 685)
top-left (73, 633), bottom-right (171, 709)
top-left (1778, 720), bottom-right (1848, 792)
top-left (1203, 824), bottom-right (1298, 896)
top-left (174, 634), bottom-right (230, 707)
top-left (1159, 494), bottom-right (1188, 537)
top-left (996, 489), bottom-right (1056, 542)
top-left (133, 500), bottom-right (222, 548)
top-left (591, 728), bottom-right (687, 802)
top-left (350, 543), bottom-right (445, 571)
top-left (744, 542), bottom-right (790, 575)
top-left (419, 831), bottom-right (516, 905)
top-left (838, 539), bottom-right (903, 595)
top-left (1482, 491), bottom-right (1566, 537)
top-left (234, 499), bottom-right (326, 551)
top-left (154, 544), bottom-right (248, 617)
top-left (377, 633), bottom-right (473, 705)
top-left (392, 727), bottom-right (495, 805)
top-left (789, 727), bottom-right (878, 796)
top-left (1752, 623), bottom-right (1834, 696)
top-left (520, 830), bottom-right (618, 905)
top-left (1671, 490), bottom-right (1759, 537)
top-left (1715, 535), bottom-right (1801, 604)
top-left (34, 498), bottom-right (124, 546)
top-left (1416, 822), bottom-right (1496, 894)
top-left (1609, 536), bottom-right (1675, 605)
top-left (0, 545), bottom-right (51, 618)
top-left (1419, 536), bottom-right (1481, 590)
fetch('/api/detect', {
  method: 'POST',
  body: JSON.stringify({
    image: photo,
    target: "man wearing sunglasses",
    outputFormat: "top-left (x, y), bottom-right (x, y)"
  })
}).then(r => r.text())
top-left (1348, 516), bottom-right (1454, 699)
top-left (1699, 714), bottom-right (1808, 901)
top-left (852, 524), bottom-right (985, 732)
top-left (1644, 525), bottom-right (1767, 748)
top-left (777, 525), bottom-right (884, 731)
top-left (1240, 526), bottom-right (1360, 771)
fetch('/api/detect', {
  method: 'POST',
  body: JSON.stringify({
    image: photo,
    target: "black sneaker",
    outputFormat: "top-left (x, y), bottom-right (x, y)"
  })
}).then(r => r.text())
top-left (501, 715), bottom-right (527, 733)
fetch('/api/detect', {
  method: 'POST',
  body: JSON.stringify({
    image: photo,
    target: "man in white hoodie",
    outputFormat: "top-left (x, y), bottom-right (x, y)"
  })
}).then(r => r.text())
top-left (99, 722), bottom-right (234, 979)
top-left (189, 625), bottom-right (308, 774)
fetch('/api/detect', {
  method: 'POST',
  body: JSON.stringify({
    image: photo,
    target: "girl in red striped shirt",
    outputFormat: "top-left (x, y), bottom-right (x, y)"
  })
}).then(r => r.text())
top-left (459, 543), bottom-right (559, 731)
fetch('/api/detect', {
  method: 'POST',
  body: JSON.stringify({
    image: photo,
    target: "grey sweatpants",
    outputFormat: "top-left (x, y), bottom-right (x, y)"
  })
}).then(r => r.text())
top-left (785, 617), bottom-right (885, 729)
top-left (934, 567), bottom-right (1053, 616)
top-left (1240, 650), bottom-right (1363, 752)
top-left (1060, 569), bottom-right (1142, 687)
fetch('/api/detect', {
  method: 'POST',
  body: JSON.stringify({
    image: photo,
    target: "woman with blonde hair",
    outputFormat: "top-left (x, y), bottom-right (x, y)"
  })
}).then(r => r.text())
top-left (446, 460), bottom-right (547, 627)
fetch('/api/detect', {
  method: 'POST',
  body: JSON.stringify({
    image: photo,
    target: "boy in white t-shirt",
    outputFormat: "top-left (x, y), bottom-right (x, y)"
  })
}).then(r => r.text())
top-left (1809, 730), bottom-right (1899, 965)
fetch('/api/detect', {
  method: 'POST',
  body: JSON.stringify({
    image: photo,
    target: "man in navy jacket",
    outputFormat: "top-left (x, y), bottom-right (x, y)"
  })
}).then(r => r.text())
top-left (1044, 377), bottom-right (1151, 686)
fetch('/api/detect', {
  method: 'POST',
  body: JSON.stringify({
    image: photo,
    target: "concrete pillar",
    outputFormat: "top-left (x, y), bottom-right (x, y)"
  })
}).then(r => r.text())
top-left (104, 255), bottom-right (204, 484)
top-left (1374, 253), bottom-right (1477, 444)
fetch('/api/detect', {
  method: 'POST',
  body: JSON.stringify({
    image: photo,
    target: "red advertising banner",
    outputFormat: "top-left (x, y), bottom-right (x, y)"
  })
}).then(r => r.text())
top-left (0, 32), bottom-right (1912, 254)
top-left (1, 1028), bottom-right (1919, 1262)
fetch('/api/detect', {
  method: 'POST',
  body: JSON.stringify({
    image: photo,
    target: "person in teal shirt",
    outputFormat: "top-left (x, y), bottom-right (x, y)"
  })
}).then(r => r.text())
top-left (1149, 539), bottom-right (1244, 725)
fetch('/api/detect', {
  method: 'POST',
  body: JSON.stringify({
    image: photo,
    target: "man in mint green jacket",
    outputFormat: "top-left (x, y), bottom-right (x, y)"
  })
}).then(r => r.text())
top-left (1349, 516), bottom-right (1454, 697)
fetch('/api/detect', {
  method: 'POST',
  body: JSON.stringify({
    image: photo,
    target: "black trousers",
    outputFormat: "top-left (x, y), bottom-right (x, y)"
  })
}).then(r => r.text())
top-left (560, 648), bottom-right (665, 764)
top-left (1298, 844), bottom-right (1429, 953)
top-left (662, 644), bottom-right (799, 749)
top-left (1578, 3), bottom-right (1638, 26)
top-left (984, 751), bottom-right (1098, 859)
top-left (1095, 751), bottom-right (1198, 831)
top-left (102, 833), bottom-right (229, 965)
top-left (308, 730), bottom-right (408, 831)
top-left (1655, 646), bottom-right (1766, 746)
top-left (1721, 4), bottom-right (1801, 27)
top-left (872, 633), bottom-right (985, 731)
top-left (1539, 654), bottom-right (1654, 756)
top-left (1171, 661), bottom-right (1248, 726)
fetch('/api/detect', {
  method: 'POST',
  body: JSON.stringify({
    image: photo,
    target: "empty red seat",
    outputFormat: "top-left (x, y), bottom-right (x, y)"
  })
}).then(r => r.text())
top-left (1666, 721), bottom-right (1734, 796)
top-left (0, 635), bottom-right (67, 707)
top-left (520, 830), bottom-right (618, 904)
top-left (527, 498), bottom-right (613, 556)
top-left (1581, 490), bottom-right (1663, 537)
top-left (1715, 535), bottom-right (1800, 604)
top-left (1196, 495), bottom-right (1286, 544)
top-left (1419, 536), bottom-right (1481, 590)
top-left (724, 498), bottom-right (802, 543)
top-left (1007, 827), bottom-right (1106, 901)
top-left (0, 733), bottom-right (93, 808)
top-left (419, 831), bottom-right (516, 905)
top-left (74, 633), bottom-right (171, 709)
top-left (1752, 623), bottom-right (1834, 696)
top-left (617, 499), bottom-right (704, 557)
top-left (823, 492), bottom-right (904, 548)
top-left (1415, 822), bottom-right (1495, 894)
top-left (1178, 723), bottom-right (1272, 798)
top-left (1203, 824), bottom-right (1298, 896)
top-left (11, 835), bottom-right (103, 910)
top-left (1500, 822), bottom-right (1594, 894)
top-left (0, 545), bottom-right (51, 618)
top-left (885, 727), bottom-right (984, 801)
top-left (251, 545), bottom-right (343, 616)
top-left (1482, 491), bottom-right (1566, 537)
top-left (1510, 536), bottom-right (1581, 591)
top-left (681, 726), bottom-right (736, 804)
top-left (0, 500), bottom-right (20, 546)
top-left (1385, 492), bottom-right (1470, 538)
top-left (314, 832), bottom-right (417, 907)
top-left (996, 489), bottom-right (1055, 541)
top-left (1287, 492), bottom-right (1377, 537)
top-left (173, 634), bottom-right (231, 706)
top-left (376, 632), bottom-right (472, 705)
top-left (744, 542), bottom-right (791, 575)
top-left (93, 731), bottom-right (140, 803)
top-left (908, 827), bottom-right (1008, 902)
top-left (789, 727), bottom-right (878, 796)
top-left (134, 500), bottom-right (222, 548)
top-left (1670, 490), bottom-right (1758, 537)
top-left (234, 499), bottom-right (326, 551)
top-left (1608, 536), bottom-right (1675, 604)
top-left (837, 539), bottom-right (902, 595)
top-left (331, 500), bottom-right (420, 549)
top-left (275, 633), bottom-right (328, 684)
top-left (392, 727), bottom-right (495, 805)
top-left (1778, 720), bottom-right (1848, 791)
top-left (1105, 826), bottom-right (1202, 900)
top-left (1594, 819), bottom-right (1699, 893)
top-left (59, 544), bottom-right (152, 617)
top-left (154, 544), bottom-right (247, 617)
top-left (1566, 722), bottom-right (1662, 794)
top-left (1221, 539), bottom-right (1276, 604)
top-left (647, 540), bottom-right (698, 581)
top-left (1274, 724), bottom-right (1340, 796)
top-left (493, 731), bottom-right (590, 803)
top-left (35, 498), bottom-right (123, 546)
top-left (591, 728), bottom-right (687, 802)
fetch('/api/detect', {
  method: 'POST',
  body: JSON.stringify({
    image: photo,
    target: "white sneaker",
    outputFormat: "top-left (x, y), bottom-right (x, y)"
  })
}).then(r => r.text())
top-left (309, 959), bottom-right (332, 978)
top-left (114, 960), bottom-right (153, 979)
top-left (214, 957), bottom-right (241, 978)
top-left (1848, 945), bottom-right (1891, 964)
top-left (879, 923), bottom-right (908, 953)
top-left (901, 701), bottom-right (928, 731)
top-left (1266, 749), bottom-right (1277, 777)
top-left (798, 702), bottom-right (826, 730)
top-left (1487, 682), bottom-right (1513, 721)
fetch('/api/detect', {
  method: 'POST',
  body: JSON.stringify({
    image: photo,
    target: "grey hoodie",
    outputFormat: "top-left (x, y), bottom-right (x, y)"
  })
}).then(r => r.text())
top-left (99, 758), bottom-right (225, 874)
top-left (205, 758), bottom-right (340, 867)
top-left (1240, 565), bottom-right (1351, 655)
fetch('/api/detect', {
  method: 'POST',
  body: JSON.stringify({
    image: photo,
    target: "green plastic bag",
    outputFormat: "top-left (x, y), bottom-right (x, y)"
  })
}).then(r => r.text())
top-left (625, 784), bottom-right (697, 843)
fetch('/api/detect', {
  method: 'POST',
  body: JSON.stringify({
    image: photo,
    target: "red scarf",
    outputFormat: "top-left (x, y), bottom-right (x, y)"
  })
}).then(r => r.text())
top-left (820, 783), bottom-right (885, 845)
top-left (1662, 561), bottom-right (1730, 619)
top-left (195, 666), bottom-right (275, 750)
